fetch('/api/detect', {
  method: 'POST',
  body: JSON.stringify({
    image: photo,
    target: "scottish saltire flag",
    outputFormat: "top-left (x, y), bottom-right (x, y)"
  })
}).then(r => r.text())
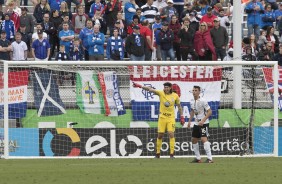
top-left (76, 71), bottom-right (126, 116)
top-left (98, 71), bottom-right (126, 116)
top-left (130, 66), bottom-right (222, 121)
top-left (0, 71), bottom-right (29, 118)
top-left (262, 67), bottom-right (282, 111)
top-left (33, 70), bottom-right (66, 117)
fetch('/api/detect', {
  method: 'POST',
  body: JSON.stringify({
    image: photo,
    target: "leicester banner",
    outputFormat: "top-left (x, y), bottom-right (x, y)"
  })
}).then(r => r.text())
top-left (33, 70), bottom-right (66, 117)
top-left (262, 67), bottom-right (282, 111)
top-left (0, 70), bottom-right (29, 119)
top-left (76, 71), bottom-right (125, 116)
top-left (130, 66), bottom-right (222, 121)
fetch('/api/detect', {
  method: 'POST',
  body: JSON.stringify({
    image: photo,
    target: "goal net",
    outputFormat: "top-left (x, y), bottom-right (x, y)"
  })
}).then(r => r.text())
top-left (0, 61), bottom-right (279, 158)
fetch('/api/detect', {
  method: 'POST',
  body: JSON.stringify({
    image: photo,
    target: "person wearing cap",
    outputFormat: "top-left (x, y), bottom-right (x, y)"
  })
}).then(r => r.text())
top-left (141, 0), bottom-right (159, 24)
top-left (178, 17), bottom-right (198, 61)
top-left (32, 30), bottom-right (51, 61)
top-left (245, 0), bottom-right (264, 39)
top-left (20, 7), bottom-right (34, 35)
top-left (125, 25), bottom-right (146, 60)
top-left (11, 32), bottom-right (28, 61)
top-left (87, 24), bottom-right (105, 60)
top-left (188, 85), bottom-right (213, 163)
top-left (0, 30), bottom-right (12, 60)
top-left (160, 0), bottom-right (178, 22)
top-left (132, 81), bottom-right (184, 158)
top-left (210, 17), bottom-right (229, 60)
top-left (124, 0), bottom-right (139, 25)
top-left (106, 28), bottom-right (124, 60)
top-left (1, 13), bottom-right (15, 41)
top-left (158, 21), bottom-right (175, 61)
top-left (200, 7), bottom-right (217, 30)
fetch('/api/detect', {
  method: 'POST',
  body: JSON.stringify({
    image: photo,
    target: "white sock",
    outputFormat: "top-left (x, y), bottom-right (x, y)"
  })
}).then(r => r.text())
top-left (193, 143), bottom-right (201, 160)
top-left (204, 141), bottom-right (212, 160)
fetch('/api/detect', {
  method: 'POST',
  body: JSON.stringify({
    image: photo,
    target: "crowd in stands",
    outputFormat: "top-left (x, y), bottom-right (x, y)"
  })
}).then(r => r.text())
top-left (1, 0), bottom-right (282, 64)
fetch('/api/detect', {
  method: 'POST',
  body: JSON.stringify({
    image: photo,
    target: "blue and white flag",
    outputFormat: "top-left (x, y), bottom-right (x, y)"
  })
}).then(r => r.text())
top-left (33, 70), bottom-right (66, 117)
top-left (130, 66), bottom-right (222, 121)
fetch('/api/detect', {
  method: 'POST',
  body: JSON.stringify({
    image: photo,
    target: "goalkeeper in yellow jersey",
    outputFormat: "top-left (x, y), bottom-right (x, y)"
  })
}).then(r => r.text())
top-left (133, 82), bottom-right (184, 158)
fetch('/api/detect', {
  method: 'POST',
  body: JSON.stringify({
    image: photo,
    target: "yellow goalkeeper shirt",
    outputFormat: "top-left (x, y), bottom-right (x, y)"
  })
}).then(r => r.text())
top-left (155, 90), bottom-right (180, 120)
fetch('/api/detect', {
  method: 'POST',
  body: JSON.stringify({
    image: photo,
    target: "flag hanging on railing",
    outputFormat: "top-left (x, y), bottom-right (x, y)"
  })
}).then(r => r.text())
top-left (262, 67), bottom-right (282, 111)
top-left (0, 70), bottom-right (29, 119)
top-left (76, 71), bottom-right (125, 116)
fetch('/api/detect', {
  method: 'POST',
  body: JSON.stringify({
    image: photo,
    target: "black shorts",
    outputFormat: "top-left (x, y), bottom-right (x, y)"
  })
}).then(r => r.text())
top-left (192, 124), bottom-right (210, 138)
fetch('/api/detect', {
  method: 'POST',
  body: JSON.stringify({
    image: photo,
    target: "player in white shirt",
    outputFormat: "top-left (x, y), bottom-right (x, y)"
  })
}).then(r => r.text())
top-left (187, 85), bottom-right (213, 163)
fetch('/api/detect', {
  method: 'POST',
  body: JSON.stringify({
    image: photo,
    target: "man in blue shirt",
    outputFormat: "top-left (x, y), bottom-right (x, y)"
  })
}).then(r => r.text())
top-left (88, 24), bottom-right (105, 61)
top-left (79, 19), bottom-right (94, 61)
top-left (59, 22), bottom-right (75, 53)
top-left (124, 0), bottom-right (139, 25)
top-left (31, 30), bottom-right (51, 60)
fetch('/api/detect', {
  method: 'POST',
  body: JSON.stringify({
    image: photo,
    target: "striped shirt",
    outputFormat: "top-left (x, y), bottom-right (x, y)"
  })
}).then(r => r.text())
top-left (141, 4), bottom-right (159, 23)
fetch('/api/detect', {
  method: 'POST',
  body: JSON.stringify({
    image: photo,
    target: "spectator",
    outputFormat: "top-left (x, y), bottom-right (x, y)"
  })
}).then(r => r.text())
top-left (55, 44), bottom-right (70, 60)
top-left (59, 1), bottom-right (72, 20)
top-left (158, 21), bottom-right (175, 61)
top-left (243, 45), bottom-right (257, 61)
top-left (1, 13), bottom-right (15, 41)
top-left (249, 34), bottom-right (258, 54)
top-left (266, 0), bottom-right (278, 10)
top-left (169, 15), bottom-right (181, 61)
top-left (218, 8), bottom-right (230, 29)
top-left (20, 7), bottom-right (34, 36)
top-left (104, 0), bottom-right (122, 33)
top-left (140, 19), bottom-right (153, 60)
top-left (59, 22), bottom-right (75, 53)
top-left (6, 3), bottom-right (20, 31)
top-left (152, 15), bottom-right (162, 60)
top-left (106, 28), bottom-right (124, 60)
top-left (6, 0), bottom-right (21, 16)
top-left (125, 25), bottom-right (146, 61)
top-left (127, 14), bottom-right (142, 35)
top-left (58, 15), bottom-right (74, 31)
top-left (210, 17), bottom-right (229, 60)
top-left (124, 0), bottom-right (139, 25)
top-left (11, 32), bottom-right (27, 60)
top-left (194, 22), bottom-right (217, 61)
top-left (32, 30), bottom-right (51, 61)
top-left (89, 0), bottom-right (104, 18)
top-left (180, 2), bottom-right (194, 21)
top-left (41, 13), bottom-right (56, 39)
top-left (70, 37), bottom-right (83, 61)
top-left (178, 17), bottom-right (197, 61)
top-left (141, 0), bottom-right (159, 24)
top-left (257, 43), bottom-right (274, 60)
top-left (161, 0), bottom-right (178, 23)
top-left (87, 24), bottom-right (105, 60)
top-left (261, 4), bottom-right (275, 30)
top-left (79, 19), bottom-right (94, 61)
top-left (0, 30), bottom-right (12, 60)
top-left (18, 24), bottom-right (31, 51)
top-left (273, 44), bottom-right (282, 66)
top-left (92, 9), bottom-right (107, 34)
top-left (199, 0), bottom-right (210, 16)
top-left (173, 0), bottom-right (184, 21)
top-left (33, 0), bottom-right (51, 23)
top-left (200, 7), bottom-right (217, 30)
top-left (245, 0), bottom-right (264, 39)
top-left (72, 5), bottom-right (89, 34)
top-left (49, 9), bottom-right (62, 59)
top-left (274, 3), bottom-right (282, 27)
top-left (113, 12), bottom-right (127, 38)
top-left (153, 0), bottom-right (167, 13)
top-left (189, 11), bottom-right (200, 32)
top-left (85, 0), bottom-right (95, 14)
top-left (223, 47), bottom-right (234, 61)
top-left (257, 30), bottom-right (268, 48)
top-left (32, 24), bottom-right (48, 42)
top-left (266, 26), bottom-right (279, 53)
top-left (135, 7), bottom-right (145, 22)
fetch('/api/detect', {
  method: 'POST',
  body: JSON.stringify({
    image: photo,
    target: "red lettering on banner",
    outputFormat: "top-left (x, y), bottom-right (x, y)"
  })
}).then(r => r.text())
top-left (129, 66), bottom-right (221, 82)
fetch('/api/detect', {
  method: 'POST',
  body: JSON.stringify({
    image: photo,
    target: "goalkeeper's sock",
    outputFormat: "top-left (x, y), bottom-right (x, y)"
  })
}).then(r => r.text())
top-left (204, 141), bottom-right (212, 160)
top-left (169, 137), bottom-right (175, 155)
top-left (193, 143), bottom-right (201, 160)
top-left (156, 138), bottom-right (162, 154)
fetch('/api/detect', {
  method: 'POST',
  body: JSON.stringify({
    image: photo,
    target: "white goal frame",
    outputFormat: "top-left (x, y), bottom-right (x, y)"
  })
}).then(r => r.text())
top-left (1, 60), bottom-right (279, 159)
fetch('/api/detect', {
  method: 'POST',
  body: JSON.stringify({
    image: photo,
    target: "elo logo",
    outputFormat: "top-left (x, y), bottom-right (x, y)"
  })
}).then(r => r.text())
top-left (42, 128), bottom-right (80, 156)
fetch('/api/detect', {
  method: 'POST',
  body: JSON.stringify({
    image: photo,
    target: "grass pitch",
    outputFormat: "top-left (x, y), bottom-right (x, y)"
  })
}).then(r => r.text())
top-left (1, 158), bottom-right (281, 184)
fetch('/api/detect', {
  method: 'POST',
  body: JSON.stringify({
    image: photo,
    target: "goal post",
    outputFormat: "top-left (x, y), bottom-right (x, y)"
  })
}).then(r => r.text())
top-left (0, 60), bottom-right (279, 159)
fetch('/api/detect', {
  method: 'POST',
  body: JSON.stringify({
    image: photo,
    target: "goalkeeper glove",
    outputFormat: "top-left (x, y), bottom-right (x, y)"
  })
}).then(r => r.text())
top-left (180, 115), bottom-right (185, 126)
top-left (133, 82), bottom-right (142, 88)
